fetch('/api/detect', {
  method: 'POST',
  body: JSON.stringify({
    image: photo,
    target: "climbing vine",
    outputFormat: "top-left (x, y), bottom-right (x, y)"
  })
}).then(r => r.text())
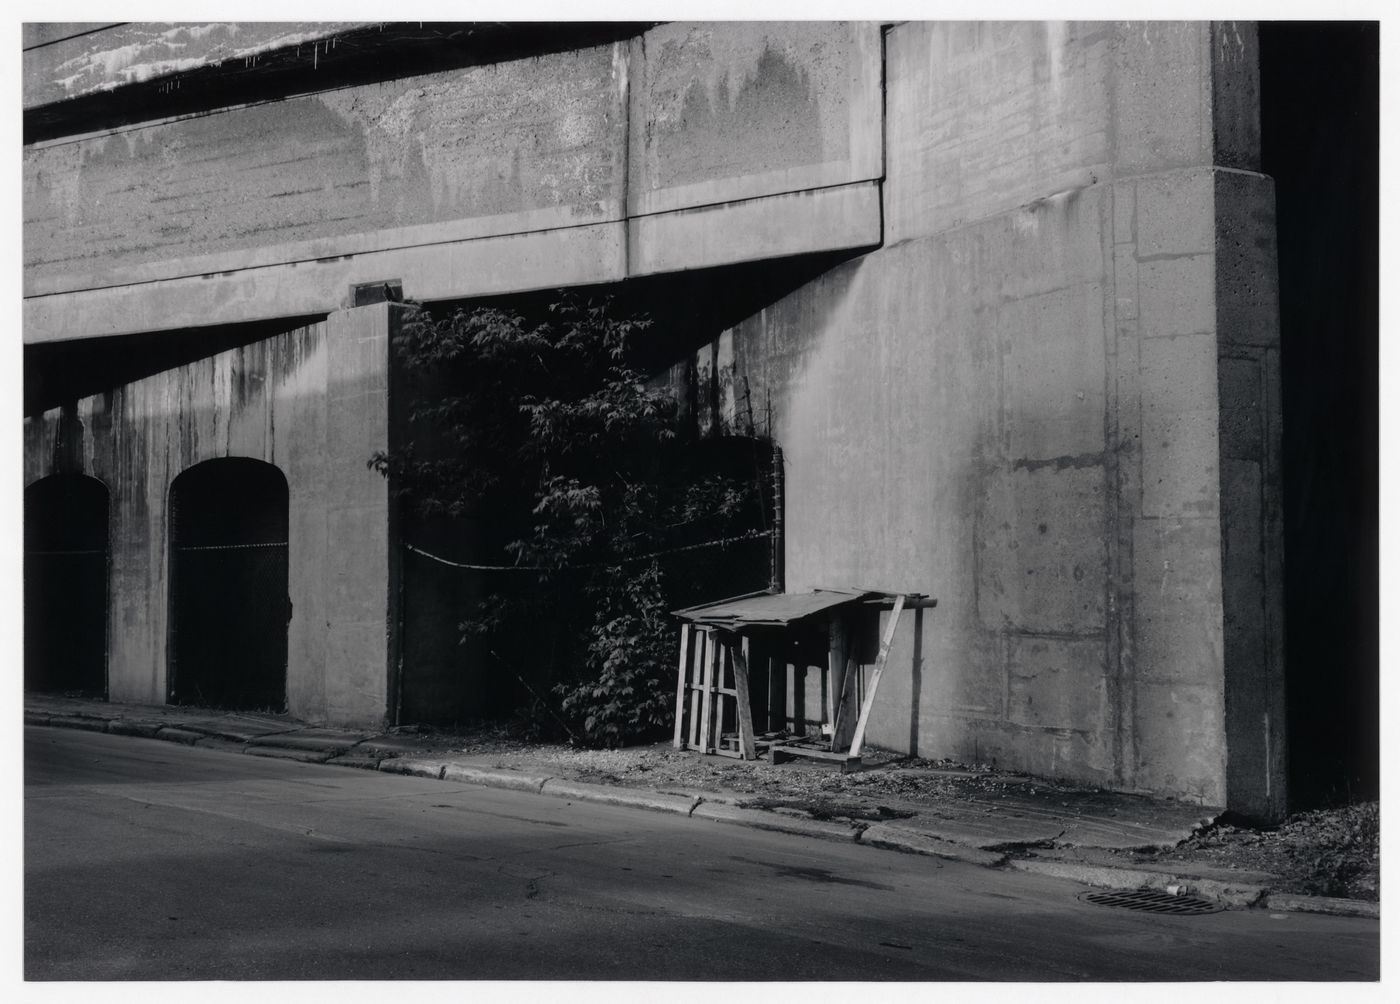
top-left (371, 296), bottom-right (770, 745)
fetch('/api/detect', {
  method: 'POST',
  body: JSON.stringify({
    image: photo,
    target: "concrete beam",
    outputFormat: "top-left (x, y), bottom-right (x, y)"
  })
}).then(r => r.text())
top-left (23, 223), bottom-right (630, 343)
top-left (25, 180), bottom-right (884, 343)
top-left (626, 181), bottom-right (881, 277)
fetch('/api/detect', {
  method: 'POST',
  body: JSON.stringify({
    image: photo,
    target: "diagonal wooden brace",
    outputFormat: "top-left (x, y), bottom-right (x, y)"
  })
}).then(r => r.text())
top-left (847, 593), bottom-right (906, 758)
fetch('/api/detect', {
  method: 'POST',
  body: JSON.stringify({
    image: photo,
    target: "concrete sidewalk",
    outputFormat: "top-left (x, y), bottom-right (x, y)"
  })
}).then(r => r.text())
top-left (22, 694), bottom-right (1377, 918)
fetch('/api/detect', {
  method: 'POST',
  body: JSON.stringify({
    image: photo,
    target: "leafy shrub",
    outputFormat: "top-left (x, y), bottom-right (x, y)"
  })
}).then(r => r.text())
top-left (373, 296), bottom-right (769, 746)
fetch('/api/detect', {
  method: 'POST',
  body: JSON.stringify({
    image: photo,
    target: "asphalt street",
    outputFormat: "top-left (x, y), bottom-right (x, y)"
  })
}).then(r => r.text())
top-left (24, 726), bottom-right (1380, 981)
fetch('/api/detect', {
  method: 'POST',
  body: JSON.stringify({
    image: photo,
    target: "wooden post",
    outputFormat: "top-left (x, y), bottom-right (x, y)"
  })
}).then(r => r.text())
top-left (831, 620), bottom-right (861, 752)
top-left (689, 629), bottom-right (707, 749)
top-left (849, 594), bottom-right (906, 758)
top-left (768, 640), bottom-right (786, 733)
top-left (827, 614), bottom-right (847, 751)
top-left (728, 631), bottom-right (758, 760)
top-left (698, 630), bottom-right (719, 754)
top-left (672, 623), bottom-right (692, 750)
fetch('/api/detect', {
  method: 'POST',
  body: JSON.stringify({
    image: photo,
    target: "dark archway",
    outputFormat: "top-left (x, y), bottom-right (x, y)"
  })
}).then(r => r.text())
top-left (24, 474), bottom-right (110, 696)
top-left (168, 458), bottom-right (290, 711)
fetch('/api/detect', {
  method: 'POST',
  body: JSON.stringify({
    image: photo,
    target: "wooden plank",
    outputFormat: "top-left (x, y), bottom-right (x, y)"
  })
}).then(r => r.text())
top-left (709, 747), bottom-right (746, 759)
top-left (827, 614), bottom-right (850, 751)
top-left (863, 595), bottom-right (937, 610)
top-left (831, 631), bottom-right (860, 752)
top-left (848, 594), bottom-right (906, 758)
top-left (825, 615), bottom-right (844, 741)
top-left (770, 745), bottom-right (863, 773)
top-left (688, 629), bottom-right (707, 749)
top-left (672, 623), bottom-right (692, 750)
top-left (698, 632), bottom-right (719, 754)
top-left (768, 644), bottom-right (786, 733)
top-left (729, 632), bottom-right (758, 760)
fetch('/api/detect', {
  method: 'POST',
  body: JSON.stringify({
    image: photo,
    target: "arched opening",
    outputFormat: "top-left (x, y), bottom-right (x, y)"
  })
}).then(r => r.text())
top-left (168, 458), bottom-right (290, 711)
top-left (24, 474), bottom-right (110, 696)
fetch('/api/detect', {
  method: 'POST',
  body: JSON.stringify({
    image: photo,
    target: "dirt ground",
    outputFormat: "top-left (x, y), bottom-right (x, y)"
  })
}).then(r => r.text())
top-left (395, 723), bottom-right (1380, 901)
top-left (1133, 801), bottom-right (1380, 901)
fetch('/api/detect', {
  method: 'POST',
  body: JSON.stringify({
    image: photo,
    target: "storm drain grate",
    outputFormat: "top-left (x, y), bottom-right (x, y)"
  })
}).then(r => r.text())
top-left (1078, 889), bottom-right (1223, 915)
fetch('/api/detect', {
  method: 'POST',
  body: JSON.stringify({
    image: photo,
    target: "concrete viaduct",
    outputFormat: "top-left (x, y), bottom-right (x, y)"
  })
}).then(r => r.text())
top-left (24, 21), bottom-right (1299, 819)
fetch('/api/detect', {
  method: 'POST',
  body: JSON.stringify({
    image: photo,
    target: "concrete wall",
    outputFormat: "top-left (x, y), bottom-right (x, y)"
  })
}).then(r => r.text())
top-left (24, 43), bottom-right (628, 293)
top-left (22, 21), bottom-right (1287, 814)
top-left (22, 304), bottom-right (395, 727)
top-left (24, 22), bottom-right (882, 343)
top-left (687, 22), bottom-right (1283, 815)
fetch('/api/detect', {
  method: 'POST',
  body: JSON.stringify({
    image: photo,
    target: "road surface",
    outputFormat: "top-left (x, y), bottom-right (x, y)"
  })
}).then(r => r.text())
top-left (24, 726), bottom-right (1380, 981)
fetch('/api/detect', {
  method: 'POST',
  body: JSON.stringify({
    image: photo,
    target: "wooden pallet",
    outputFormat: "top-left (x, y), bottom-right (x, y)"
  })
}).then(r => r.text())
top-left (672, 625), bottom-right (757, 759)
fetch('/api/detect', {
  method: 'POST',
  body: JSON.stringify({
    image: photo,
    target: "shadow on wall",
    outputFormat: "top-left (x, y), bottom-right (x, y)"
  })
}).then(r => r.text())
top-left (1260, 21), bottom-right (1379, 806)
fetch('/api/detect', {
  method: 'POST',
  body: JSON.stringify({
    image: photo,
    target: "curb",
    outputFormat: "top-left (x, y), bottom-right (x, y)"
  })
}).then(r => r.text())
top-left (153, 726), bottom-right (206, 746)
top-left (22, 714), bottom-right (1383, 916)
top-left (1006, 858), bottom-right (1268, 909)
top-left (1263, 893), bottom-right (1379, 919)
top-left (51, 715), bottom-right (111, 733)
top-left (690, 800), bottom-right (863, 843)
top-left (860, 822), bottom-right (1008, 867)
top-left (442, 763), bottom-right (552, 793)
top-left (243, 745), bottom-right (332, 763)
top-left (378, 757), bottom-right (449, 779)
top-left (542, 778), bottom-right (702, 815)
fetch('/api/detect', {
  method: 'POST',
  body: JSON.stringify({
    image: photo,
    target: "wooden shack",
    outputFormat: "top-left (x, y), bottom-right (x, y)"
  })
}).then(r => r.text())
top-left (671, 588), bottom-right (936, 771)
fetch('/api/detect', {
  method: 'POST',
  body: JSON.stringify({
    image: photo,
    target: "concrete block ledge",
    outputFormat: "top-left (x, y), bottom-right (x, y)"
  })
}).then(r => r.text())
top-left (540, 778), bottom-right (701, 815)
top-left (690, 801), bottom-right (863, 843)
top-left (860, 823), bottom-right (1008, 867)
top-left (1264, 894), bottom-right (1379, 919)
top-left (106, 719), bottom-right (165, 738)
top-left (24, 712), bottom-right (52, 728)
top-left (1007, 857), bottom-right (1267, 909)
top-left (441, 763), bottom-right (551, 793)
